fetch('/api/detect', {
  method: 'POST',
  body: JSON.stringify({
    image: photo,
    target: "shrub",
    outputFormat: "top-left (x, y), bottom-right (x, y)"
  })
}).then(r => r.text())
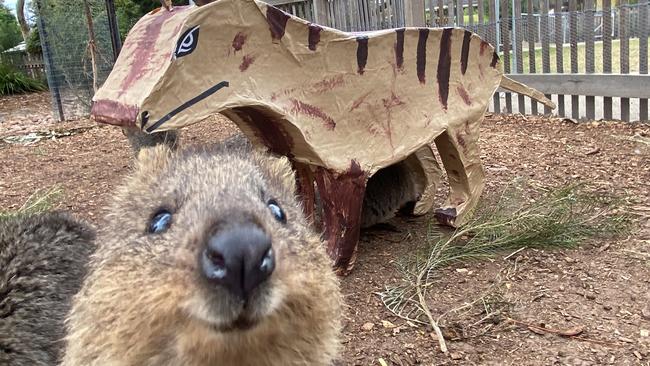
top-left (0, 63), bottom-right (47, 95)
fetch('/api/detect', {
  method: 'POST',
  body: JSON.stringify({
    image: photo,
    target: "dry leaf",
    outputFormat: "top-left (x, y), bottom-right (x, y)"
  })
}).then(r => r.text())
top-left (558, 325), bottom-right (585, 337)
top-left (528, 326), bottom-right (547, 335)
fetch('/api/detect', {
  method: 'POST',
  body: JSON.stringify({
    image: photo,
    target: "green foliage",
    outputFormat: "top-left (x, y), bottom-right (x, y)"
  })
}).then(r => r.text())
top-left (26, 27), bottom-right (41, 54)
top-left (115, 0), bottom-right (187, 41)
top-left (0, 62), bottom-right (47, 95)
top-left (0, 3), bottom-right (22, 52)
top-left (379, 181), bottom-right (632, 326)
top-left (0, 187), bottom-right (62, 222)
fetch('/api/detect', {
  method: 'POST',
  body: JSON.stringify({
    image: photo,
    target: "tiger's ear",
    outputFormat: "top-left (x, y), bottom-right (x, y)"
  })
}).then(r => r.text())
top-left (135, 144), bottom-right (173, 175)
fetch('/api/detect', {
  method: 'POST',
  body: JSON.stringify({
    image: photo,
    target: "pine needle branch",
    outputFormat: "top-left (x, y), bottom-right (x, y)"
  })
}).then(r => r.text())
top-left (0, 187), bottom-right (63, 221)
top-left (378, 181), bottom-right (633, 353)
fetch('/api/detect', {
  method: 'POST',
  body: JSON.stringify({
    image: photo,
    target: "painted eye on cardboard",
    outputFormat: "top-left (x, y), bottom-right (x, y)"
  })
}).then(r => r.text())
top-left (149, 210), bottom-right (173, 234)
top-left (267, 199), bottom-right (286, 224)
top-left (175, 26), bottom-right (200, 59)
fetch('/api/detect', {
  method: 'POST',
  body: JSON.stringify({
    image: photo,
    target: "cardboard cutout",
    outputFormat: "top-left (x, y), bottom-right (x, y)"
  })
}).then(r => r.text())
top-left (90, 0), bottom-right (555, 273)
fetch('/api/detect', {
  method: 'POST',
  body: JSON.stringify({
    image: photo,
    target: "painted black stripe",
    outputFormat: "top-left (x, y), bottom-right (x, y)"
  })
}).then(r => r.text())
top-left (356, 36), bottom-right (369, 75)
top-left (395, 28), bottom-right (405, 69)
top-left (490, 51), bottom-right (499, 68)
top-left (308, 24), bottom-right (322, 51)
top-left (266, 6), bottom-right (290, 41)
top-left (437, 28), bottom-right (453, 110)
top-left (461, 30), bottom-right (472, 75)
top-left (416, 28), bottom-right (429, 83)
top-left (145, 81), bottom-right (229, 133)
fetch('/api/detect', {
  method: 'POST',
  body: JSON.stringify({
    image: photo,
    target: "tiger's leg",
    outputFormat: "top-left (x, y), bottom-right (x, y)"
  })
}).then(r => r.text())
top-left (433, 122), bottom-right (485, 227)
top-left (314, 164), bottom-right (367, 275)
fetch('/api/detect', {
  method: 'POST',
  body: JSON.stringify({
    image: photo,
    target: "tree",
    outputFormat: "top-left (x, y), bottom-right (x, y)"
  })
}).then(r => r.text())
top-left (26, 27), bottom-right (40, 54)
top-left (0, 3), bottom-right (22, 52)
top-left (16, 0), bottom-right (30, 42)
top-left (114, 0), bottom-right (185, 41)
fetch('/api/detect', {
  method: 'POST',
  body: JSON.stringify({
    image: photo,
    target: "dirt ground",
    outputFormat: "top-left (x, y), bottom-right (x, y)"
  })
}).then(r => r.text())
top-left (1, 92), bottom-right (649, 365)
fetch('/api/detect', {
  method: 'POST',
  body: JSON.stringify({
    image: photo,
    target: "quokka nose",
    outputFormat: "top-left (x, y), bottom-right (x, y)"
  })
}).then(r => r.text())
top-left (201, 223), bottom-right (275, 300)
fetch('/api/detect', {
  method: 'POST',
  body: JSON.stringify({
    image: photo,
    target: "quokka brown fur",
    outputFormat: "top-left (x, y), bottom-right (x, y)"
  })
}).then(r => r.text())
top-left (62, 136), bottom-right (342, 365)
top-left (0, 212), bottom-right (95, 366)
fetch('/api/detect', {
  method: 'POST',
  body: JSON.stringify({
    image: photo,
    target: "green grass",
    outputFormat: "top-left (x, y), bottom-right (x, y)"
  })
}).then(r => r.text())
top-left (0, 187), bottom-right (62, 222)
top-left (0, 63), bottom-right (47, 95)
top-left (502, 37), bottom-right (650, 74)
top-left (379, 181), bottom-right (632, 323)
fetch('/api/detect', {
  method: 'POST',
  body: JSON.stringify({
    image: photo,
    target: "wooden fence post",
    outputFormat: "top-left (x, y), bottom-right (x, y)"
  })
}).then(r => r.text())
top-left (312, 0), bottom-right (329, 26)
top-left (404, 0), bottom-right (425, 27)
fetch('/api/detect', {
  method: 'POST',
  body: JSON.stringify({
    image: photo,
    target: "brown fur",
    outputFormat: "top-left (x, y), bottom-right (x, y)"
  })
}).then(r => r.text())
top-left (0, 212), bottom-right (95, 366)
top-left (62, 139), bottom-right (342, 365)
top-left (360, 161), bottom-right (419, 228)
top-left (133, 130), bottom-right (418, 229)
top-left (122, 126), bottom-right (179, 155)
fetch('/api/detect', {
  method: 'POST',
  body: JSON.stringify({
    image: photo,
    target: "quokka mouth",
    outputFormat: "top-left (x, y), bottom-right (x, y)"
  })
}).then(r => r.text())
top-left (211, 315), bottom-right (259, 333)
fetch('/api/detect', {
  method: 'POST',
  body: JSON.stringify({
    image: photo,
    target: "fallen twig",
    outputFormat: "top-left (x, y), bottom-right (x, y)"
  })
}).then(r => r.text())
top-left (504, 246), bottom-right (527, 260)
top-left (506, 318), bottom-right (621, 347)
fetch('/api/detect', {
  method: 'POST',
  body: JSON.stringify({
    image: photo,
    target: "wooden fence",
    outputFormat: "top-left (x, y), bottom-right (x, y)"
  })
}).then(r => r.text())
top-left (0, 53), bottom-right (46, 81)
top-left (273, 0), bottom-right (650, 122)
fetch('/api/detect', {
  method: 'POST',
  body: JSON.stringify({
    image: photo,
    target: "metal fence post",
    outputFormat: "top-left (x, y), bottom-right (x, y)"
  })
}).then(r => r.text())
top-left (35, 0), bottom-right (65, 122)
top-left (105, 0), bottom-right (122, 61)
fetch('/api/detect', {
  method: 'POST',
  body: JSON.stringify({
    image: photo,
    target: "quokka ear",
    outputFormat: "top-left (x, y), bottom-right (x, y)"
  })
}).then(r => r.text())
top-left (254, 152), bottom-right (298, 196)
top-left (136, 144), bottom-right (174, 175)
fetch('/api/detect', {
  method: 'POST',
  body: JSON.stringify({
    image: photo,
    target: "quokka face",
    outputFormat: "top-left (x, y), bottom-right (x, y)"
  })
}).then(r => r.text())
top-left (63, 140), bottom-right (342, 366)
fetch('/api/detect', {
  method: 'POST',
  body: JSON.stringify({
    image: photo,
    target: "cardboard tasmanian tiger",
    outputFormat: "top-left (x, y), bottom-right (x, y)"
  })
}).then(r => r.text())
top-left (90, 0), bottom-right (555, 273)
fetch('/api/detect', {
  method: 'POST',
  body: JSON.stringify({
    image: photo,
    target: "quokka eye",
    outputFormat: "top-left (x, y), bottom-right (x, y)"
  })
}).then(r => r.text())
top-left (267, 199), bottom-right (286, 224)
top-left (149, 210), bottom-right (173, 234)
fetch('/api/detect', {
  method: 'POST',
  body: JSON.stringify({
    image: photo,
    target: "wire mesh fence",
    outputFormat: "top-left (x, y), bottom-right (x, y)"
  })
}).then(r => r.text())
top-left (35, 0), bottom-right (115, 121)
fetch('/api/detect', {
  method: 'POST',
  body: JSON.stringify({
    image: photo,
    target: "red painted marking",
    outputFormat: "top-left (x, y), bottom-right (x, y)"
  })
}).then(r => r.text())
top-left (232, 32), bottom-right (247, 52)
top-left (382, 92), bottom-right (404, 109)
top-left (315, 161), bottom-right (366, 272)
top-left (117, 8), bottom-right (188, 94)
top-left (91, 99), bottom-right (139, 127)
top-left (289, 99), bottom-right (336, 130)
top-left (480, 41), bottom-right (489, 56)
top-left (270, 88), bottom-right (296, 102)
top-left (312, 75), bottom-right (345, 94)
top-left (456, 85), bottom-right (472, 106)
top-left (381, 92), bottom-right (404, 149)
top-left (349, 92), bottom-right (371, 111)
top-left (240, 54), bottom-right (256, 72)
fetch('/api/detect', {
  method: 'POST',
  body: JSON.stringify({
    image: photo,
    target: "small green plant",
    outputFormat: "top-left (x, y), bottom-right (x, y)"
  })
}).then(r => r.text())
top-left (379, 180), bottom-right (632, 352)
top-left (0, 187), bottom-right (62, 222)
top-left (0, 63), bottom-right (47, 95)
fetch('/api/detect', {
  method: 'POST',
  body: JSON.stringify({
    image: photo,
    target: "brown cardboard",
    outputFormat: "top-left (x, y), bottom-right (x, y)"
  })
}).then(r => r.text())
top-left (91, 0), bottom-right (555, 272)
